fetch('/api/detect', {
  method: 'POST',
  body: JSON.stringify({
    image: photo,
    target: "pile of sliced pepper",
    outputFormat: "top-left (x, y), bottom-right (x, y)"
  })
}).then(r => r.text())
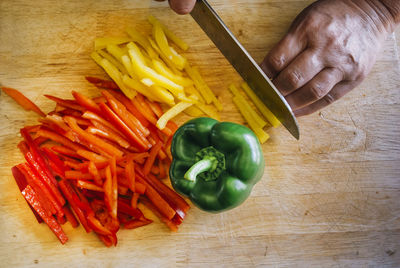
top-left (3, 80), bottom-right (190, 247)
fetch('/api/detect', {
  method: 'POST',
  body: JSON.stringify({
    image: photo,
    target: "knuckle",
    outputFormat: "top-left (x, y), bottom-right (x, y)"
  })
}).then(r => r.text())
top-left (286, 69), bottom-right (303, 88)
top-left (323, 93), bottom-right (336, 104)
top-left (268, 54), bottom-right (285, 71)
top-left (308, 82), bottom-right (325, 99)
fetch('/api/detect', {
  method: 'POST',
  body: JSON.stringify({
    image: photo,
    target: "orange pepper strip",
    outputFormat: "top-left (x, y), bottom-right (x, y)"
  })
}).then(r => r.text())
top-left (88, 161), bottom-right (103, 186)
top-left (85, 76), bottom-right (119, 90)
top-left (77, 180), bottom-right (104, 192)
top-left (99, 102), bottom-right (150, 152)
top-left (143, 141), bottom-right (163, 175)
top-left (37, 128), bottom-right (86, 152)
top-left (102, 91), bottom-right (151, 149)
top-left (137, 176), bottom-right (175, 220)
top-left (44, 95), bottom-right (85, 112)
top-left (64, 116), bottom-right (123, 158)
top-left (125, 156), bottom-right (136, 193)
top-left (1, 87), bottom-right (46, 117)
top-left (90, 120), bottom-right (130, 149)
top-left (123, 219), bottom-right (152, 229)
top-left (131, 193), bottom-right (140, 209)
top-left (82, 111), bottom-right (122, 135)
top-left (65, 170), bottom-right (93, 180)
top-left (72, 90), bottom-right (102, 115)
top-left (140, 197), bottom-right (178, 231)
top-left (77, 149), bottom-right (109, 162)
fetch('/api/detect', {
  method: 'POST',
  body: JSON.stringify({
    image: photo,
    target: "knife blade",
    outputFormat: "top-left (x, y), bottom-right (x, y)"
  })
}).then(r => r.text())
top-left (190, 0), bottom-right (299, 139)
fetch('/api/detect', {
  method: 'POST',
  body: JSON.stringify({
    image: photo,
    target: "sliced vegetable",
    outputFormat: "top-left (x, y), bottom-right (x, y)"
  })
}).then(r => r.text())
top-left (1, 87), bottom-right (45, 116)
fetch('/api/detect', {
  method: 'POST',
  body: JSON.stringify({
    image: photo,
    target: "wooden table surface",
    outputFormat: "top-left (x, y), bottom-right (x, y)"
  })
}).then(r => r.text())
top-left (1, 0), bottom-right (399, 267)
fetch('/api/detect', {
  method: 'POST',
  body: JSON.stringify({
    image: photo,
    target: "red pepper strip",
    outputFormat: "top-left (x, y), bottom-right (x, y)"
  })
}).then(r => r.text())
top-left (17, 163), bottom-right (56, 216)
top-left (11, 166), bottom-right (43, 223)
top-left (118, 185), bottom-right (129, 195)
top-left (131, 193), bottom-right (140, 209)
top-left (87, 126), bottom-right (130, 149)
top-left (38, 129), bottom-right (86, 152)
top-left (18, 141), bottom-right (30, 156)
top-left (1, 87), bottom-right (46, 117)
top-left (77, 149), bottom-right (108, 162)
top-left (137, 176), bottom-right (175, 220)
top-left (58, 180), bottom-right (91, 233)
top-left (117, 199), bottom-right (145, 220)
top-left (108, 90), bottom-right (150, 128)
top-left (21, 155), bottom-right (64, 217)
top-left (33, 136), bottom-right (48, 146)
top-left (42, 147), bottom-right (66, 176)
top-left (145, 173), bottom-right (189, 220)
top-left (171, 213), bottom-right (184, 226)
top-left (64, 161), bottom-right (83, 170)
top-left (77, 180), bottom-right (104, 192)
top-left (51, 146), bottom-right (80, 160)
top-left (110, 157), bottom-right (118, 219)
top-left (150, 165), bottom-right (160, 175)
top-left (85, 76), bottom-right (119, 90)
top-left (143, 141), bottom-right (163, 175)
top-left (125, 156), bottom-right (136, 192)
top-left (158, 159), bottom-right (166, 179)
top-left (102, 90), bottom-right (150, 137)
top-left (44, 95), bottom-right (85, 112)
top-left (124, 219), bottom-right (152, 229)
top-left (97, 233), bottom-right (118, 247)
top-left (103, 165), bottom-right (118, 220)
top-left (22, 185), bottom-right (69, 244)
top-left (90, 199), bottom-right (120, 234)
top-left (99, 102), bottom-right (149, 152)
top-left (88, 161), bottom-right (102, 186)
top-left (145, 98), bottom-right (163, 118)
top-left (87, 214), bottom-right (112, 236)
top-left (24, 151), bottom-right (65, 213)
top-left (63, 205), bottom-right (79, 228)
top-left (57, 213), bottom-right (67, 225)
top-left (64, 116), bottom-right (124, 158)
top-left (21, 128), bottom-right (59, 187)
top-left (72, 90), bottom-right (102, 115)
top-left (140, 198), bottom-right (178, 232)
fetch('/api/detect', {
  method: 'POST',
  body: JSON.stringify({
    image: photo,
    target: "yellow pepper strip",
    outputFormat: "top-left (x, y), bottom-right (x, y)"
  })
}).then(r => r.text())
top-left (122, 75), bottom-right (175, 105)
top-left (195, 103), bottom-right (220, 121)
top-left (91, 51), bottom-right (135, 99)
top-left (148, 37), bottom-right (183, 76)
top-left (232, 96), bottom-right (269, 143)
top-left (241, 82), bottom-right (281, 128)
top-left (97, 50), bottom-right (128, 75)
top-left (106, 44), bottom-right (126, 62)
top-left (156, 100), bottom-right (194, 129)
top-left (94, 37), bottom-right (132, 50)
top-left (121, 55), bottom-right (139, 80)
top-left (128, 43), bottom-right (184, 95)
top-left (140, 78), bottom-right (154, 87)
top-left (148, 15), bottom-right (189, 51)
top-left (184, 106), bottom-right (204, 117)
top-left (152, 59), bottom-right (193, 87)
top-left (153, 21), bottom-right (186, 70)
top-left (126, 27), bottom-right (158, 59)
top-left (185, 86), bottom-right (205, 103)
top-left (184, 64), bottom-right (212, 104)
top-left (228, 84), bottom-right (267, 128)
top-left (126, 42), bottom-right (147, 66)
top-left (192, 67), bottom-right (222, 111)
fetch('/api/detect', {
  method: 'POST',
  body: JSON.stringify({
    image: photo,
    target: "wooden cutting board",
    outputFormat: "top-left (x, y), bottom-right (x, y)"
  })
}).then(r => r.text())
top-left (0, 0), bottom-right (399, 266)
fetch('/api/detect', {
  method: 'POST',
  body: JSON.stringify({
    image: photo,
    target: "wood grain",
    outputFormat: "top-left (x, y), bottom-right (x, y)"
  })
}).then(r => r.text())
top-left (1, 0), bottom-right (399, 267)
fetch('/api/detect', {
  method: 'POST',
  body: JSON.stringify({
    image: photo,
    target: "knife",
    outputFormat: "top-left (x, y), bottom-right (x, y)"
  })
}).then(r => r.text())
top-left (190, 0), bottom-right (299, 139)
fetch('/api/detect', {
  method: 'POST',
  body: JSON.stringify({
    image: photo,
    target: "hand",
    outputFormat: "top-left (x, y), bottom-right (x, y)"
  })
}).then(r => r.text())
top-left (261, 0), bottom-right (398, 116)
top-left (166, 0), bottom-right (196, 14)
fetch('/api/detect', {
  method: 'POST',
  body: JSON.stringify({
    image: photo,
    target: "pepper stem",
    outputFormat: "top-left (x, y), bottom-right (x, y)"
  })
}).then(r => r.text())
top-left (183, 146), bottom-right (226, 182)
top-left (184, 157), bottom-right (217, 182)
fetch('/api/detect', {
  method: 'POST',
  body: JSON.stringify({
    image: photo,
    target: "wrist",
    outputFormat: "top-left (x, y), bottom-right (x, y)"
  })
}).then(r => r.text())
top-left (362, 0), bottom-right (400, 32)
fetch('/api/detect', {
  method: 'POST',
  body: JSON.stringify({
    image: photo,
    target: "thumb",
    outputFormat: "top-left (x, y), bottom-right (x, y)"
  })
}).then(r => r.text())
top-left (168, 0), bottom-right (196, 14)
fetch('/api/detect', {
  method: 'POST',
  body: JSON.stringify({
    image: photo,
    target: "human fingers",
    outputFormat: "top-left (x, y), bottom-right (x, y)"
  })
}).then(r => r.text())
top-left (168, 0), bottom-right (196, 14)
top-left (285, 67), bottom-right (343, 111)
top-left (293, 81), bottom-right (355, 117)
top-left (272, 49), bottom-right (324, 96)
top-left (260, 33), bottom-right (307, 79)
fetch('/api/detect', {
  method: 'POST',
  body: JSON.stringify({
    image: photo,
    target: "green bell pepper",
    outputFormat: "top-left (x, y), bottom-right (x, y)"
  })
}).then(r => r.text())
top-left (169, 117), bottom-right (265, 212)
